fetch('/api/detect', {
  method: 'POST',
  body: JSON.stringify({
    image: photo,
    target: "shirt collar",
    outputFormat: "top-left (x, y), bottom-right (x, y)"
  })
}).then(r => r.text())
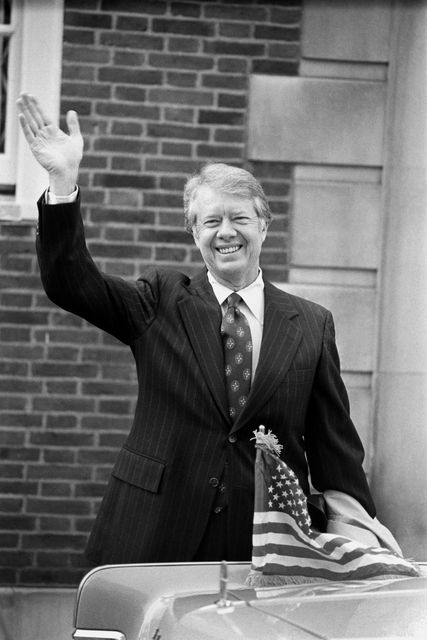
top-left (207, 270), bottom-right (265, 324)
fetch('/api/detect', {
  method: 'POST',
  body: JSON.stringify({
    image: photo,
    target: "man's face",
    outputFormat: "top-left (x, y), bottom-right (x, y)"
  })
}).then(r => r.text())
top-left (190, 185), bottom-right (267, 289)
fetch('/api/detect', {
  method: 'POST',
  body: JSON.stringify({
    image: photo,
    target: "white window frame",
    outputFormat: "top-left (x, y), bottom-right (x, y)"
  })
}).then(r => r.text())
top-left (0, 0), bottom-right (64, 220)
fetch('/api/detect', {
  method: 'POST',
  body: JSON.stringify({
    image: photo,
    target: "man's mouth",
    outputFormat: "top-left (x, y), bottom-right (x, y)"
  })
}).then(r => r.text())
top-left (216, 245), bottom-right (241, 255)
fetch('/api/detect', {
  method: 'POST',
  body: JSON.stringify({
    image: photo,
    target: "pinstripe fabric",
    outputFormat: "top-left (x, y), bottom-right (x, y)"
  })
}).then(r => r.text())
top-left (36, 196), bottom-right (375, 564)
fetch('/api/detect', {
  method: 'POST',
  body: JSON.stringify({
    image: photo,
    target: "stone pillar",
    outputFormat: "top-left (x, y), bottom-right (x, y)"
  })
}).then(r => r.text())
top-left (372, 2), bottom-right (427, 559)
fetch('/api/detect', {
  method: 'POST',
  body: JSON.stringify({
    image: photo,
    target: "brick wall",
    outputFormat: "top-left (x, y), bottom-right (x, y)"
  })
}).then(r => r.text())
top-left (0, 0), bottom-right (302, 586)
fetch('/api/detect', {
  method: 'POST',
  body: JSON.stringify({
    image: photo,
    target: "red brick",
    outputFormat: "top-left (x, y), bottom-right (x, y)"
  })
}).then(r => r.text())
top-left (1, 550), bottom-right (34, 566)
top-left (218, 22), bottom-right (252, 39)
top-left (62, 64), bottom-right (95, 81)
top-left (0, 378), bottom-right (42, 393)
top-left (63, 28), bottom-right (95, 46)
top-left (96, 101), bottom-right (160, 120)
top-left (0, 396), bottom-right (27, 410)
top-left (162, 141), bottom-right (192, 157)
top-left (196, 143), bottom-right (244, 160)
top-left (62, 81), bottom-right (111, 99)
top-left (218, 57), bottom-right (248, 74)
top-left (63, 44), bottom-right (110, 64)
top-left (152, 18), bottom-right (213, 37)
top-left (168, 36), bottom-right (200, 53)
top-left (41, 483), bottom-right (73, 498)
top-left (0, 515), bottom-right (36, 530)
top-left (254, 25), bottom-right (300, 41)
top-left (0, 533), bottom-right (19, 548)
top-left (19, 567), bottom-right (88, 586)
top-left (252, 59), bottom-right (299, 75)
top-left (0, 361), bottom-right (28, 376)
top-left (204, 5), bottom-right (267, 21)
top-left (204, 41), bottom-right (265, 57)
top-left (0, 464), bottom-right (25, 478)
top-left (0, 413), bottom-right (42, 428)
top-left (44, 380), bottom-right (78, 396)
top-left (201, 74), bottom-right (246, 90)
top-left (65, 10), bottom-right (112, 28)
top-left (114, 15), bottom-right (148, 31)
top-left (149, 52), bottom-right (214, 71)
top-left (31, 363), bottom-right (98, 378)
top-left (44, 450), bottom-right (76, 464)
top-left (148, 87), bottom-right (212, 106)
top-left (199, 110), bottom-right (244, 125)
top-left (113, 50), bottom-right (146, 66)
top-left (0, 447), bottom-right (40, 462)
top-left (0, 431), bottom-right (25, 446)
top-left (77, 449), bottom-right (117, 465)
top-left (27, 465), bottom-right (91, 481)
top-left (166, 71), bottom-right (197, 87)
top-left (147, 122), bottom-right (209, 141)
top-left (100, 33), bottom-right (163, 51)
top-left (102, 0), bottom-right (167, 12)
top-left (22, 533), bottom-right (87, 550)
top-left (30, 432), bottom-right (94, 447)
top-left (45, 415), bottom-right (77, 430)
top-left (171, 2), bottom-right (201, 18)
top-left (0, 481), bottom-right (38, 494)
top-left (0, 497), bottom-right (24, 512)
top-left (163, 107), bottom-right (195, 123)
top-left (39, 516), bottom-right (72, 532)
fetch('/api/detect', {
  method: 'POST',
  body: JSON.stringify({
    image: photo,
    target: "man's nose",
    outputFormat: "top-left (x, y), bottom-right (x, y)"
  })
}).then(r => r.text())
top-left (217, 216), bottom-right (237, 237)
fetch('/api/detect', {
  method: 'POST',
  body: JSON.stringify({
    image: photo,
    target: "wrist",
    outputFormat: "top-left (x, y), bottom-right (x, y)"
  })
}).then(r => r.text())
top-left (49, 171), bottom-right (78, 197)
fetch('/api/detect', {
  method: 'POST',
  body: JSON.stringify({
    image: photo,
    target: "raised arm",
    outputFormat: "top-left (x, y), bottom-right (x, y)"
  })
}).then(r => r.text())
top-left (16, 93), bottom-right (83, 196)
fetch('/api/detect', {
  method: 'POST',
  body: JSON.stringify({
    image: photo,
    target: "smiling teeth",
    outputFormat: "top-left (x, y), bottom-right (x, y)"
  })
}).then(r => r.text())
top-left (218, 246), bottom-right (240, 254)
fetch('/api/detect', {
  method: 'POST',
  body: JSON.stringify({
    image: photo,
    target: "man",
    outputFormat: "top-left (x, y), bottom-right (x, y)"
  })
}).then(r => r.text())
top-left (17, 93), bottom-right (400, 565)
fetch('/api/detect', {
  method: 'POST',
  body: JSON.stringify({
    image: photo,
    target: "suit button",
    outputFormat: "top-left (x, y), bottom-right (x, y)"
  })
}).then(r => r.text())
top-left (214, 506), bottom-right (223, 514)
top-left (209, 477), bottom-right (219, 487)
top-left (228, 434), bottom-right (237, 443)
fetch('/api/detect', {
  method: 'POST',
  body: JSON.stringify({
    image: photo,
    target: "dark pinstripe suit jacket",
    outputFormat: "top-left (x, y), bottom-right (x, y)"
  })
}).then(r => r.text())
top-left (36, 196), bottom-right (375, 564)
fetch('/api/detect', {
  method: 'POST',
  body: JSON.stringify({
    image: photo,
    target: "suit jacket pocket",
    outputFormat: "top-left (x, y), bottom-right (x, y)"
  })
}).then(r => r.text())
top-left (112, 447), bottom-right (166, 494)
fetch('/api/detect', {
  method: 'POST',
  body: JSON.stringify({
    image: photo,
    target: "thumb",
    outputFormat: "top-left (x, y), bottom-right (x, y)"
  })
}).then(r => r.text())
top-left (66, 110), bottom-right (81, 138)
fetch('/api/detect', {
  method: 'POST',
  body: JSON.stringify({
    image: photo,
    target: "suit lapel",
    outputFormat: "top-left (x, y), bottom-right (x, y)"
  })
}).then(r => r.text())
top-left (230, 281), bottom-right (302, 434)
top-left (178, 269), bottom-right (230, 423)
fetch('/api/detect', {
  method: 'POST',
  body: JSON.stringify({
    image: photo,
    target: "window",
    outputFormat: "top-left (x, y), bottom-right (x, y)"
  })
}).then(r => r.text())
top-left (0, 2), bottom-right (12, 153)
top-left (0, 0), bottom-right (64, 220)
top-left (0, 0), bottom-right (18, 188)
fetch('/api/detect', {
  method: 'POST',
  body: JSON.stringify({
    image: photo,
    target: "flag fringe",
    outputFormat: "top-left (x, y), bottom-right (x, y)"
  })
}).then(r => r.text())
top-left (246, 569), bottom-right (417, 588)
top-left (251, 425), bottom-right (283, 457)
top-left (246, 570), bottom-right (327, 587)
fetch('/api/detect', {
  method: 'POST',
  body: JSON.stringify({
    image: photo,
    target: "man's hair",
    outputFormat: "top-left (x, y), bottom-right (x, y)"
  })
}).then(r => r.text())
top-left (183, 162), bottom-right (272, 232)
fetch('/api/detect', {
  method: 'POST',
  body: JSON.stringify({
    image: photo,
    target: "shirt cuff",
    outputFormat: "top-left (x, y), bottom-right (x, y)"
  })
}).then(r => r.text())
top-left (45, 186), bottom-right (78, 204)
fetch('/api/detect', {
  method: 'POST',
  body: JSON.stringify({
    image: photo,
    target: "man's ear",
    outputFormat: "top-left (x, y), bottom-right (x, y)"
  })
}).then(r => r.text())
top-left (192, 227), bottom-right (200, 248)
top-left (260, 219), bottom-right (268, 242)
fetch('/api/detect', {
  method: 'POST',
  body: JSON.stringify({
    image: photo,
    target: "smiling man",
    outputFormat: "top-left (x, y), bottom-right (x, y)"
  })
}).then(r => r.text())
top-left (17, 93), bottom-right (401, 566)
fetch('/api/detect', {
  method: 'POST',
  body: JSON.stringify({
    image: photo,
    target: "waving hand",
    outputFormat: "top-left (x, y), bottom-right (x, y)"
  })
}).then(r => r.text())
top-left (17, 93), bottom-right (84, 195)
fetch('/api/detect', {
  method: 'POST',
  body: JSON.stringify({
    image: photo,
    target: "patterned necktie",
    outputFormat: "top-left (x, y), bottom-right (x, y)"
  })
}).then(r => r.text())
top-left (221, 292), bottom-right (253, 421)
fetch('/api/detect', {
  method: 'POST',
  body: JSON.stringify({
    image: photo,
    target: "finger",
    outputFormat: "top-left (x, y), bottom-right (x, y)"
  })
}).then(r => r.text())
top-left (18, 93), bottom-right (53, 133)
top-left (66, 110), bottom-right (81, 138)
top-left (17, 111), bottom-right (36, 144)
top-left (16, 93), bottom-right (42, 136)
top-left (28, 94), bottom-right (54, 128)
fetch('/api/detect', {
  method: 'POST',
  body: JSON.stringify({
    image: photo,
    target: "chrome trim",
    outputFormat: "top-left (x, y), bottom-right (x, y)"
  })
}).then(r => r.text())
top-left (73, 630), bottom-right (126, 640)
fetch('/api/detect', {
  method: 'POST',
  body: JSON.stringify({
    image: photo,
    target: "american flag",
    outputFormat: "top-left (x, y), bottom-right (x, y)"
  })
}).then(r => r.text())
top-left (246, 428), bottom-right (419, 587)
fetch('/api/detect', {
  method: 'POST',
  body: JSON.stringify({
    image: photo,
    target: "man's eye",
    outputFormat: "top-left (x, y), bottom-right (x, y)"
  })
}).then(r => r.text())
top-left (203, 219), bottom-right (220, 227)
top-left (233, 216), bottom-right (251, 224)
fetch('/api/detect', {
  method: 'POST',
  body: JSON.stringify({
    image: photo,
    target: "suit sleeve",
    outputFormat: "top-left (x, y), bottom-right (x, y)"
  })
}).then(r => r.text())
top-left (36, 194), bottom-right (159, 345)
top-left (304, 311), bottom-right (376, 517)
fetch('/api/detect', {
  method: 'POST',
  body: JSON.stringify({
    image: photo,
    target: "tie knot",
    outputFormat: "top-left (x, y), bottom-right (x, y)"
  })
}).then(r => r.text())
top-left (227, 292), bottom-right (242, 309)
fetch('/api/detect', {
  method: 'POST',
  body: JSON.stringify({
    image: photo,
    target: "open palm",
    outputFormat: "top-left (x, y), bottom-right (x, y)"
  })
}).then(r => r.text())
top-left (17, 93), bottom-right (83, 183)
